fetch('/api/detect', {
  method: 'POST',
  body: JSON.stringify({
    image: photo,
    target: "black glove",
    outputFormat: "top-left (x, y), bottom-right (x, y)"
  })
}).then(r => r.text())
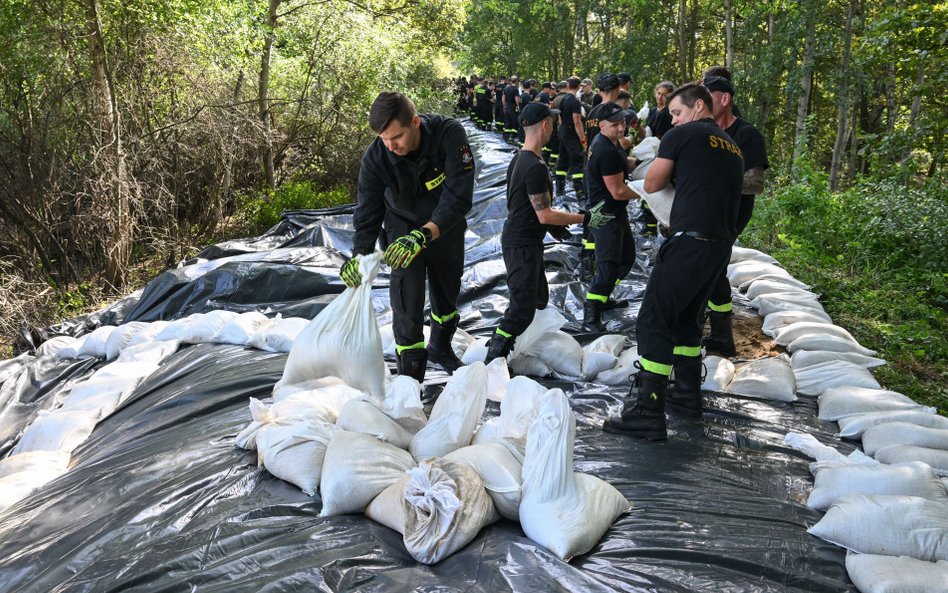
top-left (545, 225), bottom-right (573, 242)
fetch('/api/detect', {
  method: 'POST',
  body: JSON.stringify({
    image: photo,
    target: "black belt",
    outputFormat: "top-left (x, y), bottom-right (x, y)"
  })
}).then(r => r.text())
top-left (672, 231), bottom-right (726, 242)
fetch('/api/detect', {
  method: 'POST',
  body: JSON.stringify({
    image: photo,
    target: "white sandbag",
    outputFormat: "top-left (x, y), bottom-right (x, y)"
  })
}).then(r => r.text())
top-left (379, 323), bottom-right (396, 357)
top-left (126, 320), bottom-right (170, 347)
top-left (37, 336), bottom-right (78, 358)
top-left (248, 316), bottom-right (309, 352)
top-left (519, 389), bottom-right (631, 561)
top-left (702, 356), bottom-right (735, 392)
top-left (179, 310), bottom-right (239, 344)
top-left (790, 349), bottom-right (886, 371)
top-left (214, 311), bottom-right (273, 346)
top-left (628, 179), bottom-right (674, 228)
top-left (730, 245), bottom-right (780, 265)
top-left (838, 410), bottom-right (948, 439)
top-left (364, 474), bottom-right (410, 533)
top-left (508, 354), bottom-right (552, 377)
top-left (59, 377), bottom-right (140, 418)
top-left (582, 335), bottom-right (626, 380)
top-left (595, 346), bottom-right (641, 386)
top-left (511, 308), bottom-right (567, 359)
top-left (631, 137), bottom-right (661, 162)
top-left (863, 423), bottom-right (948, 457)
top-left (115, 339), bottom-right (180, 364)
top-left (727, 261), bottom-right (790, 287)
top-left (410, 363), bottom-right (488, 460)
top-left (0, 450), bottom-right (71, 479)
top-left (75, 325), bottom-right (117, 358)
top-left (12, 408), bottom-right (100, 455)
top-left (485, 357), bottom-right (511, 402)
top-left (460, 336), bottom-right (488, 365)
top-left (278, 253), bottom-right (387, 399)
top-left (739, 273), bottom-right (811, 295)
top-left (725, 357), bottom-right (796, 402)
top-left (762, 311), bottom-right (833, 337)
top-left (402, 458), bottom-right (499, 565)
top-left (875, 445), bottom-right (948, 476)
top-left (794, 360), bottom-right (881, 396)
top-left (472, 375), bottom-right (547, 454)
top-left (381, 375), bottom-right (428, 435)
top-left (336, 398), bottom-right (413, 450)
top-left (446, 441), bottom-right (523, 521)
top-left (808, 494), bottom-right (948, 561)
top-left (818, 387), bottom-right (931, 421)
top-left (272, 376), bottom-right (365, 405)
top-left (54, 335), bottom-right (89, 360)
top-left (93, 361), bottom-right (160, 380)
top-left (103, 322), bottom-right (150, 360)
top-left (155, 316), bottom-right (200, 342)
top-left (526, 331), bottom-right (583, 378)
top-left (256, 418), bottom-right (335, 496)
top-left (319, 430), bottom-right (415, 516)
top-left (452, 327), bottom-right (475, 360)
top-left (807, 462), bottom-right (948, 510)
top-left (0, 466), bottom-right (70, 514)
top-left (752, 297), bottom-right (828, 320)
top-left (745, 280), bottom-right (819, 302)
top-left (771, 321), bottom-right (859, 347)
top-left (786, 334), bottom-right (876, 358)
top-left (845, 553), bottom-right (948, 593)
top-left (785, 432), bottom-right (852, 463)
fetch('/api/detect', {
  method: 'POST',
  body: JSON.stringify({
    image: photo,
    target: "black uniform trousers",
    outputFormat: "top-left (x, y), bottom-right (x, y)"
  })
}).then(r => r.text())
top-left (708, 196), bottom-right (755, 308)
top-left (636, 234), bottom-right (732, 371)
top-left (498, 244), bottom-right (549, 337)
top-left (588, 217), bottom-right (635, 298)
top-left (504, 109), bottom-right (519, 137)
top-left (389, 221), bottom-right (466, 348)
top-left (555, 130), bottom-right (585, 180)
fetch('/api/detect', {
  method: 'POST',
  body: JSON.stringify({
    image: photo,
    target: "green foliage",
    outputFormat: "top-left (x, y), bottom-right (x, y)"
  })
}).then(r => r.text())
top-left (743, 173), bottom-right (948, 413)
top-left (55, 283), bottom-right (97, 320)
top-left (239, 181), bottom-right (351, 231)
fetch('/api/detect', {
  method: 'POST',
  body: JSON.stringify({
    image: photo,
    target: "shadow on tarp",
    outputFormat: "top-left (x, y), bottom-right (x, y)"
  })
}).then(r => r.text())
top-left (0, 120), bottom-right (855, 592)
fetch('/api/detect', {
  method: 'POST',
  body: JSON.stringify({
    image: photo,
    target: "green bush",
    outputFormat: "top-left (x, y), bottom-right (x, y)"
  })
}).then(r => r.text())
top-left (240, 181), bottom-right (352, 232)
top-left (742, 172), bottom-right (948, 413)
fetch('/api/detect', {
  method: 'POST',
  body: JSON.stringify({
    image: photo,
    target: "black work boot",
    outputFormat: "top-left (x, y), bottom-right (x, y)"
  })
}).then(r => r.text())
top-left (428, 318), bottom-right (462, 375)
top-left (484, 330), bottom-right (515, 364)
top-left (581, 300), bottom-right (607, 332)
top-left (603, 365), bottom-right (669, 440)
top-left (555, 176), bottom-right (566, 196)
top-left (573, 181), bottom-right (587, 208)
top-left (602, 297), bottom-right (629, 310)
top-left (702, 311), bottom-right (737, 357)
top-left (396, 348), bottom-right (428, 383)
top-left (666, 355), bottom-right (706, 418)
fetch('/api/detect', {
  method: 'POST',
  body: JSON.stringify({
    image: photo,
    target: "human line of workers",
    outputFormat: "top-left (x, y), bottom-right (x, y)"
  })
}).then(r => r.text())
top-left (341, 65), bottom-right (768, 441)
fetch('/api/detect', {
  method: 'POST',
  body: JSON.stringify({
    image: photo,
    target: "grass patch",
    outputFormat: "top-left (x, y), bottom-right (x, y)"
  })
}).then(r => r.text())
top-left (237, 181), bottom-right (352, 234)
top-left (742, 169), bottom-right (948, 414)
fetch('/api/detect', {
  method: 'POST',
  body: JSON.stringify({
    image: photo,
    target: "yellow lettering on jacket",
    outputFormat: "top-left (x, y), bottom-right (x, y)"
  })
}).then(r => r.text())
top-left (709, 135), bottom-right (743, 158)
top-left (425, 172), bottom-right (446, 191)
top-left (709, 135), bottom-right (719, 149)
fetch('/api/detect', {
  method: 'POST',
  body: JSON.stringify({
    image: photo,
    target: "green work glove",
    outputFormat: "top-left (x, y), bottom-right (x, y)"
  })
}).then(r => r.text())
top-left (340, 257), bottom-right (362, 288)
top-left (583, 201), bottom-right (615, 229)
top-left (384, 228), bottom-right (428, 269)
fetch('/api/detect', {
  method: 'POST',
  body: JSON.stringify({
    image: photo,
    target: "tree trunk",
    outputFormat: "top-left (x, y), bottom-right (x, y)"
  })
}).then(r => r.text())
top-left (792, 18), bottom-right (817, 175)
top-left (908, 61), bottom-right (925, 128)
top-left (80, 0), bottom-right (130, 287)
top-left (259, 0), bottom-right (280, 190)
top-left (677, 0), bottom-right (688, 81)
top-left (725, 0), bottom-right (734, 70)
top-left (884, 61), bottom-right (896, 133)
top-left (217, 70), bottom-right (245, 235)
top-left (757, 13), bottom-right (776, 132)
top-left (830, 0), bottom-right (856, 191)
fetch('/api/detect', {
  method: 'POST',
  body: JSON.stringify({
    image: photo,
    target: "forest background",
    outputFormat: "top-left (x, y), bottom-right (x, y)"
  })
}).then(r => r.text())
top-left (0, 0), bottom-right (945, 410)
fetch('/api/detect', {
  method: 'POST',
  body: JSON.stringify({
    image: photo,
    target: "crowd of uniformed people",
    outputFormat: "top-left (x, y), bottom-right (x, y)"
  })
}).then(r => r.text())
top-left (345, 66), bottom-right (767, 441)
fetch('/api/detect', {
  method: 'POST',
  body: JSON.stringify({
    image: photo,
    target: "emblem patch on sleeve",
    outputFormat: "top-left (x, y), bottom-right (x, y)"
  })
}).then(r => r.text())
top-left (459, 144), bottom-right (475, 172)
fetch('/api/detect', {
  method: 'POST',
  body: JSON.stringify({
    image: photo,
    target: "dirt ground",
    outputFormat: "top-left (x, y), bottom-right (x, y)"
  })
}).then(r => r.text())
top-left (706, 304), bottom-right (785, 361)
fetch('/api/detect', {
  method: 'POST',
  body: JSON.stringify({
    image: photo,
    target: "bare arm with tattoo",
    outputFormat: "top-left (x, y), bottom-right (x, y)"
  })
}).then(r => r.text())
top-left (742, 167), bottom-right (766, 195)
top-left (530, 192), bottom-right (584, 226)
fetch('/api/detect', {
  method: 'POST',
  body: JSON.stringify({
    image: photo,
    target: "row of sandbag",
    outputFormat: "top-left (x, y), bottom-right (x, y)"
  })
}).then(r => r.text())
top-left (0, 339), bottom-right (180, 513)
top-left (236, 361), bottom-right (630, 564)
top-left (235, 253), bottom-right (631, 563)
top-left (783, 433), bottom-right (948, 593)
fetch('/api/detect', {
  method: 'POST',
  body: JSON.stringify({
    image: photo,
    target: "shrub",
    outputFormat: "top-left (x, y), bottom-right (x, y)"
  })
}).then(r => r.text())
top-left (239, 181), bottom-right (352, 232)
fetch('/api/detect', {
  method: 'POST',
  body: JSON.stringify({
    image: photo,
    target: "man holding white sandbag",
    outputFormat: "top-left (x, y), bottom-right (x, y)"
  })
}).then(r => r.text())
top-left (604, 83), bottom-right (743, 440)
top-left (342, 91), bottom-right (474, 382)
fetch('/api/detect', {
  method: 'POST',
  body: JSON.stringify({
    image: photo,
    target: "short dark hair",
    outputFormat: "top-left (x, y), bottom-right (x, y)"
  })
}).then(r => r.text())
top-left (369, 91), bottom-right (416, 133)
top-left (703, 66), bottom-right (732, 80)
top-left (567, 76), bottom-right (581, 90)
top-left (668, 82), bottom-right (712, 111)
top-left (655, 80), bottom-right (675, 92)
top-left (617, 89), bottom-right (631, 101)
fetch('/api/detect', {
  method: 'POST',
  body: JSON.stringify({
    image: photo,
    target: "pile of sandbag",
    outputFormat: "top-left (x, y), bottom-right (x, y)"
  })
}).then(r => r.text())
top-left (235, 253), bottom-right (631, 564)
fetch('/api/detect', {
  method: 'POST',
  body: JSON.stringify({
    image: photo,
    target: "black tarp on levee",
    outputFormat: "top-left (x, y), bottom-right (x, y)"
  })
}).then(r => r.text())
top-left (0, 121), bottom-right (856, 592)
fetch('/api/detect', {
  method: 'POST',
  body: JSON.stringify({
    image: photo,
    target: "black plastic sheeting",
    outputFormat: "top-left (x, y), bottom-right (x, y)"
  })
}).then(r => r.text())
top-left (0, 122), bottom-right (857, 592)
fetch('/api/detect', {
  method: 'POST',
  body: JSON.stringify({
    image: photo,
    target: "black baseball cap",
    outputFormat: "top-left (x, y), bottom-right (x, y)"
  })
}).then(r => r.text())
top-left (519, 102), bottom-right (560, 126)
top-left (598, 73), bottom-right (619, 92)
top-left (704, 75), bottom-right (735, 95)
top-left (598, 102), bottom-right (630, 123)
top-left (617, 72), bottom-right (632, 84)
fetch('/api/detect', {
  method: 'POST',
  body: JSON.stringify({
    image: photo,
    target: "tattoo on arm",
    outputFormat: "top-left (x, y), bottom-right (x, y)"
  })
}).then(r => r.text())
top-left (529, 192), bottom-right (552, 212)
top-left (742, 167), bottom-right (766, 195)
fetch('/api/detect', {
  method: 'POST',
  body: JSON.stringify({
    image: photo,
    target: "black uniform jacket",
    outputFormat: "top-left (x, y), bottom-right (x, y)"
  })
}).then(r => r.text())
top-left (353, 114), bottom-right (475, 255)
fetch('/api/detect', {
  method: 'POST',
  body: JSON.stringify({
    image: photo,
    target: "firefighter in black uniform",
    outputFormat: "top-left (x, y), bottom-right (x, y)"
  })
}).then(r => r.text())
top-left (554, 76), bottom-right (587, 202)
top-left (701, 73), bottom-right (768, 356)
top-left (550, 82), bottom-right (569, 188)
top-left (503, 76), bottom-right (521, 142)
top-left (494, 77), bottom-right (507, 132)
top-left (580, 102), bottom-right (641, 331)
top-left (341, 92), bottom-right (475, 383)
top-left (603, 83), bottom-right (743, 440)
top-left (484, 103), bottom-right (614, 362)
